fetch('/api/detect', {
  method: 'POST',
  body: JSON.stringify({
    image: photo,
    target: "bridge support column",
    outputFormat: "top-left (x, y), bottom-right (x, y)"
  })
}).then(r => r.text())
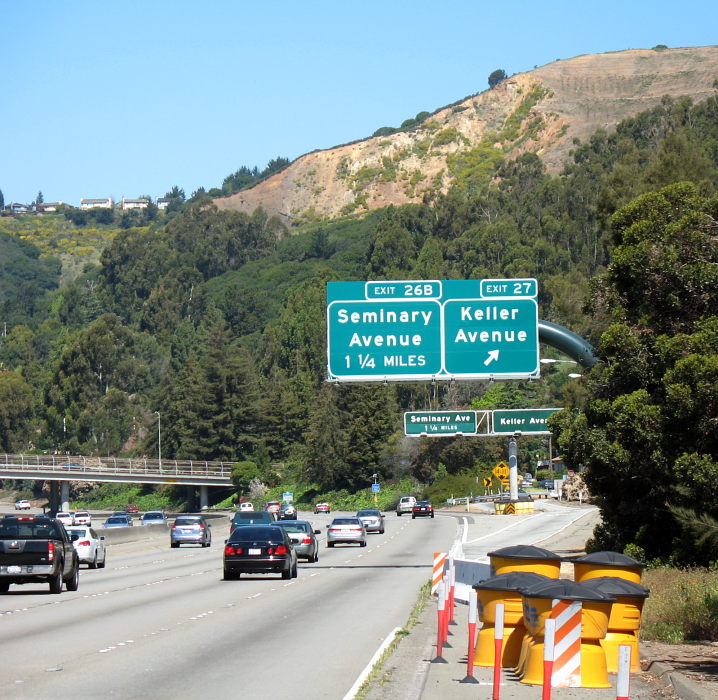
top-left (61, 481), bottom-right (70, 512)
top-left (49, 481), bottom-right (60, 514)
top-left (199, 486), bottom-right (208, 511)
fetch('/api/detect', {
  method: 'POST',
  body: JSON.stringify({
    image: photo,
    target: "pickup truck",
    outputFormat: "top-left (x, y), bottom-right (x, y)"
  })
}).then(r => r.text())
top-left (0, 515), bottom-right (80, 594)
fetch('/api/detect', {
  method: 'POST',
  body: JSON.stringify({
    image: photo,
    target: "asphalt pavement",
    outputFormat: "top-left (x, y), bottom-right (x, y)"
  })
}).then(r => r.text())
top-left (361, 502), bottom-right (709, 700)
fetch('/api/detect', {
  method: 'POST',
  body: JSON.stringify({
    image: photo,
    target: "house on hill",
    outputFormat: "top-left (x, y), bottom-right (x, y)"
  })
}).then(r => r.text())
top-left (80, 197), bottom-right (114, 209)
top-left (121, 198), bottom-right (149, 210)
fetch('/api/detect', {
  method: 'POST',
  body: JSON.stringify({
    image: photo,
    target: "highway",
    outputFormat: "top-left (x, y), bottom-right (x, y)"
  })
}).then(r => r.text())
top-left (1, 504), bottom-right (598, 699)
top-left (0, 509), bottom-right (456, 699)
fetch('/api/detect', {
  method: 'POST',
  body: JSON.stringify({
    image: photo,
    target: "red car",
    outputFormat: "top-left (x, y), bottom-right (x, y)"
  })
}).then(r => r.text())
top-left (125, 504), bottom-right (139, 514)
top-left (412, 501), bottom-right (434, 519)
top-left (314, 502), bottom-right (331, 514)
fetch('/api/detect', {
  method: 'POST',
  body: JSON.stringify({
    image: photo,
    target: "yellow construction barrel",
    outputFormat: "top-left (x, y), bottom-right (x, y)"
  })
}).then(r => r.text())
top-left (518, 578), bottom-right (615, 688)
top-left (581, 576), bottom-right (650, 672)
top-left (487, 544), bottom-right (562, 578)
top-left (571, 551), bottom-right (645, 584)
top-left (472, 572), bottom-right (551, 667)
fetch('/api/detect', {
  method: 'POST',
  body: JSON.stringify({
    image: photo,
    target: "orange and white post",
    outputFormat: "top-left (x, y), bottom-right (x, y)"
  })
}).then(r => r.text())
top-left (432, 552), bottom-right (447, 595)
top-left (550, 599), bottom-right (582, 687)
top-left (542, 618), bottom-right (556, 700)
top-left (435, 581), bottom-right (446, 659)
top-left (492, 602), bottom-right (505, 700)
top-left (616, 645), bottom-right (632, 700)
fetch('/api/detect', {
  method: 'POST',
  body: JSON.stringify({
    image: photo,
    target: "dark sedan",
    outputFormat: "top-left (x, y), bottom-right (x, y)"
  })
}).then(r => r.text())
top-left (223, 525), bottom-right (298, 580)
top-left (412, 500), bottom-right (434, 518)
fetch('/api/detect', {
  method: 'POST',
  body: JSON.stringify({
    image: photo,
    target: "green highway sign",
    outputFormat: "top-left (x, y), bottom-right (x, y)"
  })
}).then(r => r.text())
top-left (404, 410), bottom-right (490, 437)
top-left (491, 408), bottom-right (561, 435)
top-left (326, 279), bottom-right (539, 382)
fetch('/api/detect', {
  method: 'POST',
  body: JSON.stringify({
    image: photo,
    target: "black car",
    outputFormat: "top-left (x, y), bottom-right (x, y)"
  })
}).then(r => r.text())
top-left (223, 525), bottom-right (298, 580)
top-left (412, 500), bottom-right (434, 518)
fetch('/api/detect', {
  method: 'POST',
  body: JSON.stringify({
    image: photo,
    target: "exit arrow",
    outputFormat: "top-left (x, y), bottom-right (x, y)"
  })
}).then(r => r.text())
top-left (483, 349), bottom-right (499, 366)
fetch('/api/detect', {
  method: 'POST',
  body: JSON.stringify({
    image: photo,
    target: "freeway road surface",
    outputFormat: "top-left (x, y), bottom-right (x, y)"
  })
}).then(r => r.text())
top-left (1, 504), bottom-right (609, 699)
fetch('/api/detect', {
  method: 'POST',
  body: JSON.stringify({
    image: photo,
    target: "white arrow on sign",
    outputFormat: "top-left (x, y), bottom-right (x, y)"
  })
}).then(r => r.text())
top-left (483, 349), bottom-right (499, 366)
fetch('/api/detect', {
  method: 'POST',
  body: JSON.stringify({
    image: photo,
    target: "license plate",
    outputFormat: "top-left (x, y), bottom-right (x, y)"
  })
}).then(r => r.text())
top-left (248, 548), bottom-right (261, 555)
top-left (7, 565), bottom-right (22, 574)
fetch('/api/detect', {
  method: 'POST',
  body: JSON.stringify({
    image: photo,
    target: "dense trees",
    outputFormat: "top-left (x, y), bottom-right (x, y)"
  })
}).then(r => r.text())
top-left (554, 183), bottom-right (718, 564)
top-left (2, 93), bottom-right (718, 545)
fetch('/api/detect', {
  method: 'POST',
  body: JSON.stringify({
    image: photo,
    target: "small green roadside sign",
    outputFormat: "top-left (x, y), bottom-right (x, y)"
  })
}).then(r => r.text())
top-left (491, 408), bottom-right (560, 435)
top-left (404, 410), bottom-right (490, 437)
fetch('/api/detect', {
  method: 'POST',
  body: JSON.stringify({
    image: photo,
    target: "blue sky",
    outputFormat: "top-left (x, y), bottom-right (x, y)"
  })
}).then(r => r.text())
top-left (2, 0), bottom-right (716, 206)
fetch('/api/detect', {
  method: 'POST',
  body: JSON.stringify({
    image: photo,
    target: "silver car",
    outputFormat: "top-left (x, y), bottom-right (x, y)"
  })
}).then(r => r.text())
top-left (356, 508), bottom-right (385, 534)
top-left (326, 517), bottom-right (367, 548)
top-left (271, 520), bottom-right (320, 562)
top-left (141, 510), bottom-right (168, 526)
top-left (65, 526), bottom-right (107, 568)
top-left (170, 515), bottom-right (211, 548)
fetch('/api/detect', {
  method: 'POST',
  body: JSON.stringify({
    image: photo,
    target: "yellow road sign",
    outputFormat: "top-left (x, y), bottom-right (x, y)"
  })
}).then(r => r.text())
top-left (483, 476), bottom-right (492, 487)
top-left (492, 461), bottom-right (510, 479)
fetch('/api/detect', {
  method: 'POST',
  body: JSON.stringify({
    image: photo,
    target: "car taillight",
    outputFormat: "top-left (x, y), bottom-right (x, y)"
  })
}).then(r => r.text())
top-left (268, 544), bottom-right (287, 555)
top-left (199, 524), bottom-right (205, 530)
top-left (48, 541), bottom-right (55, 561)
top-left (171, 524), bottom-right (177, 529)
top-left (78, 540), bottom-right (91, 546)
top-left (224, 544), bottom-right (243, 556)
top-left (301, 536), bottom-right (312, 544)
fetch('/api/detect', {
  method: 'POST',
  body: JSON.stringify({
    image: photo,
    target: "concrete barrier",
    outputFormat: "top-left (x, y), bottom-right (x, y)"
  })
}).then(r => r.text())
top-left (99, 513), bottom-right (229, 545)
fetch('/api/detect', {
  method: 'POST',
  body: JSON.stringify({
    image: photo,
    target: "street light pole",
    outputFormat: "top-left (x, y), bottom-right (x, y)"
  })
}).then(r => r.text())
top-left (155, 411), bottom-right (162, 471)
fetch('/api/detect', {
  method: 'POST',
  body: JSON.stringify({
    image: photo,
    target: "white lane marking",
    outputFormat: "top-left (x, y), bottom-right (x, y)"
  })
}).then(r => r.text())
top-left (342, 626), bottom-right (402, 700)
top-left (466, 514), bottom-right (543, 544)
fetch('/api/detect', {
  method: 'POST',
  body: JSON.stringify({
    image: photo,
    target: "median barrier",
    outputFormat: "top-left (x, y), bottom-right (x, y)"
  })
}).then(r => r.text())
top-left (100, 513), bottom-right (229, 545)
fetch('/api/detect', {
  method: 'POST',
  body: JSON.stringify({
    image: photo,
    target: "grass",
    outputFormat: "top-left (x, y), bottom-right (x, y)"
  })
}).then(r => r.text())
top-left (640, 567), bottom-right (718, 643)
top-left (354, 580), bottom-right (431, 699)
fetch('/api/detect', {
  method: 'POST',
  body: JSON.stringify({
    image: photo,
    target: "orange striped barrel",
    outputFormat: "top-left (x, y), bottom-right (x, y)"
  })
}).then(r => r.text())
top-left (432, 552), bottom-right (447, 595)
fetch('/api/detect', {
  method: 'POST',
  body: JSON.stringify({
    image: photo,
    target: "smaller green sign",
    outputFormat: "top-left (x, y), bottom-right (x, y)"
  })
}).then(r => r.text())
top-left (404, 410), bottom-right (485, 437)
top-left (491, 408), bottom-right (560, 435)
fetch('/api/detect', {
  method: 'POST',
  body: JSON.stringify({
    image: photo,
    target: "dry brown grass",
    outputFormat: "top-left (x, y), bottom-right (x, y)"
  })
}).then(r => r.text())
top-left (641, 567), bottom-right (718, 643)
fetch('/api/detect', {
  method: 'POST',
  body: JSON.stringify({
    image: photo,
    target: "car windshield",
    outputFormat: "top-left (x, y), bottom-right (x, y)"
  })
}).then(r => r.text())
top-left (331, 518), bottom-right (361, 525)
top-left (144, 513), bottom-right (164, 520)
top-left (272, 522), bottom-right (309, 533)
top-left (68, 529), bottom-right (89, 541)
top-left (228, 526), bottom-right (283, 543)
top-left (175, 518), bottom-right (201, 526)
top-left (357, 510), bottom-right (380, 516)
top-left (106, 516), bottom-right (126, 523)
top-left (76, 511), bottom-right (89, 516)
top-left (0, 519), bottom-right (63, 538)
top-left (232, 512), bottom-right (270, 522)
top-left (416, 501), bottom-right (431, 506)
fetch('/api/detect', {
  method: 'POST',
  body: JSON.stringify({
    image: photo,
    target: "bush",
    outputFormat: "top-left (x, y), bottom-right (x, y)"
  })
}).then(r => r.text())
top-left (641, 567), bottom-right (718, 642)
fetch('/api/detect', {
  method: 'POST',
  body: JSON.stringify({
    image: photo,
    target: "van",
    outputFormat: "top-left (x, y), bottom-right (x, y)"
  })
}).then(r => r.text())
top-left (396, 496), bottom-right (417, 516)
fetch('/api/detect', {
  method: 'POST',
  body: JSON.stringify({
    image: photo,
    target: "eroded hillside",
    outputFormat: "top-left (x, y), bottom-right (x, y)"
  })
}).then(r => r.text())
top-left (214, 46), bottom-right (718, 225)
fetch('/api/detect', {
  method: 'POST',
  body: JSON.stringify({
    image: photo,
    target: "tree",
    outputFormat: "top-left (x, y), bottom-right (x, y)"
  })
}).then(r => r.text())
top-left (0, 189), bottom-right (4, 209)
top-left (488, 69), bottom-right (507, 88)
top-left (0, 371), bottom-right (34, 451)
top-left (555, 182), bottom-right (718, 565)
top-left (35, 191), bottom-right (44, 205)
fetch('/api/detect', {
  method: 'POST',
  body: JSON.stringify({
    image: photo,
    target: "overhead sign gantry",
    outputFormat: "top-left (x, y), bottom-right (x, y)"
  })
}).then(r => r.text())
top-left (326, 279), bottom-right (539, 382)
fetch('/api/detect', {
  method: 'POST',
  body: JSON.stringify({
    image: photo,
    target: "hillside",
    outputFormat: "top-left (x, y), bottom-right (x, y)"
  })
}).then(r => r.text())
top-left (213, 45), bottom-right (718, 225)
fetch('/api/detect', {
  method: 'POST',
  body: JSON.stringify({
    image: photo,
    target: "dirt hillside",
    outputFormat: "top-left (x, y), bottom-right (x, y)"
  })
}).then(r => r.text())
top-left (214, 46), bottom-right (718, 226)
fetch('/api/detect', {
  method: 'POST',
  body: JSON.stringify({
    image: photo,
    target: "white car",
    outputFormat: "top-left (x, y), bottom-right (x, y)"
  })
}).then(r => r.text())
top-left (56, 511), bottom-right (75, 527)
top-left (74, 510), bottom-right (92, 526)
top-left (239, 502), bottom-right (254, 512)
top-left (65, 526), bottom-right (107, 568)
top-left (14, 499), bottom-right (31, 510)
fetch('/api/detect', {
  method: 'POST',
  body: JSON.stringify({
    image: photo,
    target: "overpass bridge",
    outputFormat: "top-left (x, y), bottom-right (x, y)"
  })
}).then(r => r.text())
top-left (0, 453), bottom-right (234, 511)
